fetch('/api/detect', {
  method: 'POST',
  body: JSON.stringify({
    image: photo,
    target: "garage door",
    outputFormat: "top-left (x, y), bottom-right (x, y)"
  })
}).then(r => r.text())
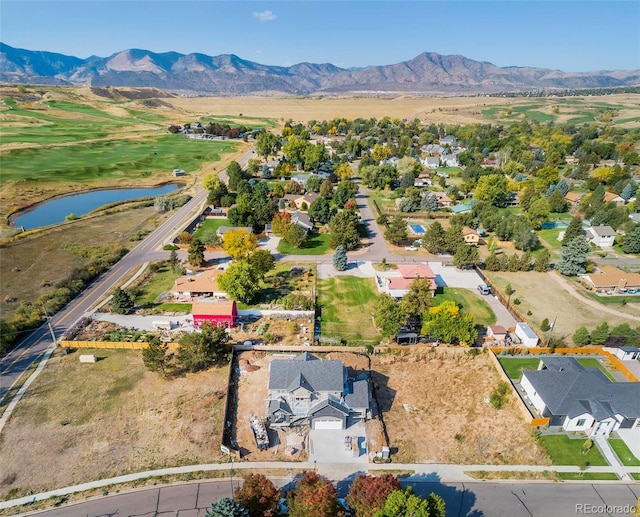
top-left (313, 419), bottom-right (343, 430)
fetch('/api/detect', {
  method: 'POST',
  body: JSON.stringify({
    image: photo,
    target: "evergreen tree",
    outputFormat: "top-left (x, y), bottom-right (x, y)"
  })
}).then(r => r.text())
top-left (562, 216), bottom-right (584, 245)
top-left (534, 249), bottom-right (551, 272)
top-left (283, 224), bottom-right (307, 248)
top-left (541, 318), bottom-right (550, 332)
top-left (375, 294), bottom-right (407, 338)
top-left (519, 250), bottom-right (533, 271)
top-left (422, 221), bottom-right (446, 253)
top-left (187, 238), bottom-right (206, 267)
top-left (142, 337), bottom-right (172, 377)
top-left (443, 226), bottom-right (465, 253)
top-left (590, 322), bottom-right (610, 345)
top-left (557, 236), bottom-right (590, 276)
top-left (329, 210), bottom-right (360, 250)
top-left (484, 251), bottom-right (503, 271)
top-left (308, 197), bottom-right (331, 223)
top-left (205, 498), bottom-right (250, 517)
top-left (384, 216), bottom-right (409, 245)
top-left (572, 327), bottom-right (591, 347)
top-left (177, 322), bottom-right (231, 372)
top-left (332, 245), bottom-right (348, 271)
top-left (453, 244), bottom-right (480, 269)
top-left (420, 193), bottom-right (439, 211)
top-left (112, 287), bottom-right (135, 314)
top-left (622, 225), bottom-right (640, 254)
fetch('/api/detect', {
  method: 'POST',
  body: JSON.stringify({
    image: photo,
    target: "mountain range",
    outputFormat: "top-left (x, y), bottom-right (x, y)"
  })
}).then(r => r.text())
top-left (1, 42), bottom-right (639, 95)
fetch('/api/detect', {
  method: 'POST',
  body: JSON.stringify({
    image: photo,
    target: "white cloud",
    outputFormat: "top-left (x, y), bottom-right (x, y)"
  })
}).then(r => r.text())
top-left (253, 10), bottom-right (277, 22)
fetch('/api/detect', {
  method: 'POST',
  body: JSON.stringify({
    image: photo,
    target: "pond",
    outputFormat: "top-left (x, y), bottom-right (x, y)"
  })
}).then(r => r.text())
top-left (12, 184), bottom-right (180, 230)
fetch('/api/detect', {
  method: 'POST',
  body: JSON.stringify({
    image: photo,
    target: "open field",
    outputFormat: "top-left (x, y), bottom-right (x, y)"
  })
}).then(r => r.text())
top-left (0, 206), bottom-right (162, 322)
top-left (0, 348), bottom-right (229, 499)
top-left (484, 271), bottom-right (634, 339)
top-left (373, 348), bottom-right (549, 464)
top-left (317, 276), bottom-right (380, 341)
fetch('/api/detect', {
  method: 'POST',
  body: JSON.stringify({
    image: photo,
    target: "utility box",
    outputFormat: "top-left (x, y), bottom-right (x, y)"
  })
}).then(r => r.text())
top-left (79, 354), bottom-right (97, 363)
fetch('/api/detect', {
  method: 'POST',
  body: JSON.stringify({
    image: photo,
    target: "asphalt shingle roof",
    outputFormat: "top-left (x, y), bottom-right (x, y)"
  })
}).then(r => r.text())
top-left (268, 353), bottom-right (345, 393)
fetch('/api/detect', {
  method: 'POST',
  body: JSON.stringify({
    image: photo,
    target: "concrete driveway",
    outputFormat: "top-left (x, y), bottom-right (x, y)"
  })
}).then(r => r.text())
top-left (428, 262), bottom-right (483, 289)
top-left (309, 422), bottom-right (368, 464)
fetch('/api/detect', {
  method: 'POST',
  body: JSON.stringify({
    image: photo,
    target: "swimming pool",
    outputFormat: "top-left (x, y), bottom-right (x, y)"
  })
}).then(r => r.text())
top-left (410, 224), bottom-right (426, 235)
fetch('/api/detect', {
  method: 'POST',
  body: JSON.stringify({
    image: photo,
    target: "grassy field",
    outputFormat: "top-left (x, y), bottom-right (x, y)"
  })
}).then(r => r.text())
top-left (484, 271), bottom-right (634, 339)
top-left (317, 276), bottom-right (380, 341)
top-left (277, 232), bottom-right (332, 255)
top-left (498, 357), bottom-right (543, 380)
top-left (0, 348), bottom-right (230, 499)
top-left (608, 438), bottom-right (640, 466)
top-left (538, 435), bottom-right (607, 466)
top-left (192, 218), bottom-right (230, 240)
top-left (433, 288), bottom-right (496, 326)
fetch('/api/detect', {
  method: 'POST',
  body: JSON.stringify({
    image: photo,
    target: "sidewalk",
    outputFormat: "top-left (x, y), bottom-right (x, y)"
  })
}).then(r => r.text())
top-left (593, 436), bottom-right (633, 482)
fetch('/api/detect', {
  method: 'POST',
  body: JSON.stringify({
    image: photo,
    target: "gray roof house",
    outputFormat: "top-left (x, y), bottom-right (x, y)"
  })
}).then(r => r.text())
top-left (586, 225), bottom-right (616, 248)
top-left (521, 357), bottom-right (640, 437)
top-left (291, 211), bottom-right (314, 232)
top-left (266, 352), bottom-right (371, 430)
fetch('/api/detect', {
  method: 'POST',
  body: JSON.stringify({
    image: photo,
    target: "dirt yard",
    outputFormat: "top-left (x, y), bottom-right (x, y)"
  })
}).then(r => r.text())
top-left (371, 347), bottom-right (549, 465)
top-left (0, 348), bottom-right (229, 500)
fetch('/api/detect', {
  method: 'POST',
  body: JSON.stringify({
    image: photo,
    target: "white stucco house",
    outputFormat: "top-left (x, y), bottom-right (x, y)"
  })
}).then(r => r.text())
top-left (586, 225), bottom-right (616, 248)
top-left (521, 357), bottom-right (640, 437)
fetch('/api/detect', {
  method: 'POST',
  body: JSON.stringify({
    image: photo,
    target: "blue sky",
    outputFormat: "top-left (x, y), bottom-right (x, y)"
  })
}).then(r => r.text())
top-left (2, 1), bottom-right (639, 72)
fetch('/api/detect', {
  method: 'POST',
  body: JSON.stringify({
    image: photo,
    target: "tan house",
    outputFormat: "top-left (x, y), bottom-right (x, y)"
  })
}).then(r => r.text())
top-left (461, 226), bottom-right (480, 246)
top-left (171, 268), bottom-right (226, 300)
top-left (564, 192), bottom-right (584, 206)
top-left (580, 266), bottom-right (640, 294)
top-left (424, 191), bottom-right (454, 208)
top-left (603, 191), bottom-right (626, 206)
top-left (294, 193), bottom-right (320, 210)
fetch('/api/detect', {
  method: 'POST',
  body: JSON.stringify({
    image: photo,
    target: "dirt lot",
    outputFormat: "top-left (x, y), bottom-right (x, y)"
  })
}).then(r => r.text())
top-left (0, 348), bottom-right (229, 500)
top-left (371, 347), bottom-right (549, 465)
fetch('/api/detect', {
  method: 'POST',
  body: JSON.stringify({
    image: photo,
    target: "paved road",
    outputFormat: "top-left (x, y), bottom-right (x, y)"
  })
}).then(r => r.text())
top-left (25, 478), bottom-right (640, 517)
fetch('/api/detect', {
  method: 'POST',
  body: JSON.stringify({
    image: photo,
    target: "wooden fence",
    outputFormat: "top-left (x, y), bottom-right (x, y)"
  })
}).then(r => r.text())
top-left (60, 340), bottom-right (180, 351)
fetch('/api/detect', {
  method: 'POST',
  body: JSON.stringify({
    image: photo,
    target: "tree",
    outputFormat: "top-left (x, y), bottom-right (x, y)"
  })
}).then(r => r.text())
top-left (319, 179), bottom-right (334, 198)
top-left (484, 251), bottom-right (502, 271)
top-left (573, 327), bottom-right (591, 347)
top-left (443, 226), bottom-right (465, 253)
top-left (287, 471), bottom-right (341, 517)
top-left (309, 197), bottom-right (332, 224)
top-left (283, 224), bottom-right (307, 248)
top-left (177, 322), bottom-right (231, 372)
top-left (255, 131), bottom-right (281, 160)
top-left (474, 174), bottom-right (509, 207)
top-left (332, 245), bottom-right (348, 271)
top-left (222, 229), bottom-right (258, 260)
top-left (421, 301), bottom-right (477, 346)
top-left (557, 236), bottom-right (590, 276)
top-left (248, 250), bottom-right (275, 279)
top-left (142, 337), bottom-right (173, 377)
top-left (217, 262), bottom-right (261, 303)
top-left (234, 473), bottom-right (280, 517)
top-left (384, 216), bottom-right (408, 245)
top-left (622, 225), bottom-right (640, 254)
top-left (168, 249), bottom-right (180, 273)
top-left (526, 197), bottom-right (550, 230)
top-left (590, 322), bottom-right (610, 345)
top-left (329, 210), bottom-right (360, 250)
top-left (187, 238), bottom-right (206, 267)
top-left (548, 190), bottom-right (568, 213)
top-left (271, 211), bottom-right (292, 236)
top-left (400, 277), bottom-right (433, 318)
top-left (420, 194), bottom-right (439, 212)
top-left (306, 174), bottom-right (322, 193)
top-left (373, 488), bottom-right (445, 517)
top-left (205, 498), bottom-right (250, 517)
top-left (112, 287), bottom-right (134, 314)
top-left (562, 216), bottom-right (584, 245)
top-left (282, 135), bottom-right (310, 170)
top-left (227, 161), bottom-right (245, 191)
top-left (453, 244), bottom-right (480, 269)
top-left (375, 294), bottom-right (407, 338)
top-left (541, 318), bottom-right (550, 332)
top-left (422, 221), bottom-right (445, 253)
top-left (534, 249), bottom-right (551, 272)
top-left (346, 474), bottom-right (401, 517)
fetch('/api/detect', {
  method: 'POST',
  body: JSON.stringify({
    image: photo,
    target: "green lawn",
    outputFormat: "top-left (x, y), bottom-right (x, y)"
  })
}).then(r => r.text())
top-left (193, 218), bottom-right (230, 240)
top-left (558, 472), bottom-right (619, 480)
top-left (432, 288), bottom-right (496, 326)
top-left (498, 357), bottom-right (542, 380)
top-left (608, 439), bottom-right (640, 466)
top-left (277, 233), bottom-right (332, 255)
top-left (576, 358), bottom-right (616, 382)
top-left (538, 435), bottom-right (608, 466)
top-left (134, 264), bottom-right (180, 307)
top-left (318, 276), bottom-right (380, 341)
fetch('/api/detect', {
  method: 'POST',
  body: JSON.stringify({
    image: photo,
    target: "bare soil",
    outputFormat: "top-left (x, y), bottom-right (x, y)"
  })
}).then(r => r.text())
top-left (0, 348), bottom-right (229, 500)
top-left (371, 348), bottom-right (549, 465)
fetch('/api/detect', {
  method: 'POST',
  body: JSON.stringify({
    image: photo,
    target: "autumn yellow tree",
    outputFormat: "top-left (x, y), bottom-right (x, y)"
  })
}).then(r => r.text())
top-left (222, 229), bottom-right (258, 260)
top-left (335, 162), bottom-right (352, 181)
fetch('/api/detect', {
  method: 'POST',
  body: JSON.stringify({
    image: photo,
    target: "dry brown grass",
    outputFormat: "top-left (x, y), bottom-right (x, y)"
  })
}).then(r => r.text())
top-left (0, 347), bottom-right (230, 500)
top-left (371, 348), bottom-right (549, 465)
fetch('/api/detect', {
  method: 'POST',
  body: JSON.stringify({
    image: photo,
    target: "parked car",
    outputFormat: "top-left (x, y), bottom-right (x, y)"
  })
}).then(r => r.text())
top-left (477, 284), bottom-right (491, 295)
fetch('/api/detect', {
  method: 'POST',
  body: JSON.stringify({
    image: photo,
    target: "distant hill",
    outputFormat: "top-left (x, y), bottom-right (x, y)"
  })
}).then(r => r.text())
top-left (1, 42), bottom-right (639, 95)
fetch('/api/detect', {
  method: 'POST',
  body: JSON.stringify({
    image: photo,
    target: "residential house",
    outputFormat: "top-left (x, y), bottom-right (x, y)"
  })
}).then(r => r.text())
top-left (504, 192), bottom-right (519, 207)
top-left (423, 157), bottom-right (441, 169)
top-left (217, 226), bottom-right (253, 238)
top-left (423, 191), bottom-right (454, 209)
top-left (461, 227), bottom-right (480, 246)
top-left (520, 357), bottom-right (640, 436)
top-left (413, 178), bottom-right (432, 188)
top-left (291, 173), bottom-right (311, 187)
top-left (580, 265), bottom-right (640, 294)
top-left (171, 268), bottom-right (226, 300)
top-left (565, 155), bottom-right (580, 165)
top-left (379, 264), bottom-right (437, 298)
top-left (266, 352), bottom-right (371, 430)
top-left (564, 192), bottom-right (584, 207)
top-left (191, 300), bottom-right (237, 328)
top-left (440, 153), bottom-right (459, 167)
top-left (603, 191), bottom-right (626, 206)
top-left (439, 135), bottom-right (457, 147)
top-left (421, 144), bottom-right (445, 155)
top-left (291, 211), bottom-right (314, 232)
top-left (293, 193), bottom-right (320, 210)
top-left (586, 225), bottom-right (616, 247)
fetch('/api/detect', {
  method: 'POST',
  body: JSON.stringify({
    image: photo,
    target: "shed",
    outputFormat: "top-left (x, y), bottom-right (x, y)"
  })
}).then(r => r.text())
top-left (604, 346), bottom-right (640, 361)
top-left (515, 322), bottom-right (539, 348)
top-left (192, 300), bottom-right (237, 328)
top-left (487, 325), bottom-right (508, 343)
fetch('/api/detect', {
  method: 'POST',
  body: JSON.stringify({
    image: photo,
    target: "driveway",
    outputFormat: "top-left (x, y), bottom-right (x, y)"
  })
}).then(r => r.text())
top-left (309, 422), bottom-right (368, 464)
top-left (91, 313), bottom-right (194, 332)
top-left (317, 261), bottom-right (377, 280)
top-left (622, 359), bottom-right (640, 381)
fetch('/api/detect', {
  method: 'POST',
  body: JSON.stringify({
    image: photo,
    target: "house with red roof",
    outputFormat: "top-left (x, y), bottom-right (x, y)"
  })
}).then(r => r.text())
top-left (379, 263), bottom-right (437, 298)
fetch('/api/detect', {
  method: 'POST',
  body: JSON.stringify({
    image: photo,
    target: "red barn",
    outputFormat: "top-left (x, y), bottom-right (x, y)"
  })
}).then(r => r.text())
top-left (192, 300), bottom-right (237, 328)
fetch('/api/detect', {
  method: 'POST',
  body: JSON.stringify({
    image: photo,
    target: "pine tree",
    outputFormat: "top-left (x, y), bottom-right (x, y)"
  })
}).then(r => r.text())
top-left (142, 337), bottom-right (172, 377)
top-left (187, 238), bottom-right (206, 267)
top-left (534, 249), bottom-right (551, 272)
top-left (541, 318), bottom-right (550, 332)
top-left (622, 225), bottom-right (640, 254)
top-left (590, 322), bottom-right (610, 345)
top-left (422, 221), bottom-right (446, 253)
top-left (562, 216), bottom-right (584, 245)
top-left (205, 498), bottom-right (250, 517)
top-left (453, 244), bottom-right (480, 269)
top-left (332, 245), bottom-right (348, 271)
top-left (384, 216), bottom-right (409, 245)
top-left (112, 287), bottom-right (135, 314)
top-left (484, 251), bottom-right (503, 271)
top-left (557, 236), bottom-right (590, 276)
top-left (572, 327), bottom-right (591, 347)
top-left (420, 193), bottom-right (439, 211)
